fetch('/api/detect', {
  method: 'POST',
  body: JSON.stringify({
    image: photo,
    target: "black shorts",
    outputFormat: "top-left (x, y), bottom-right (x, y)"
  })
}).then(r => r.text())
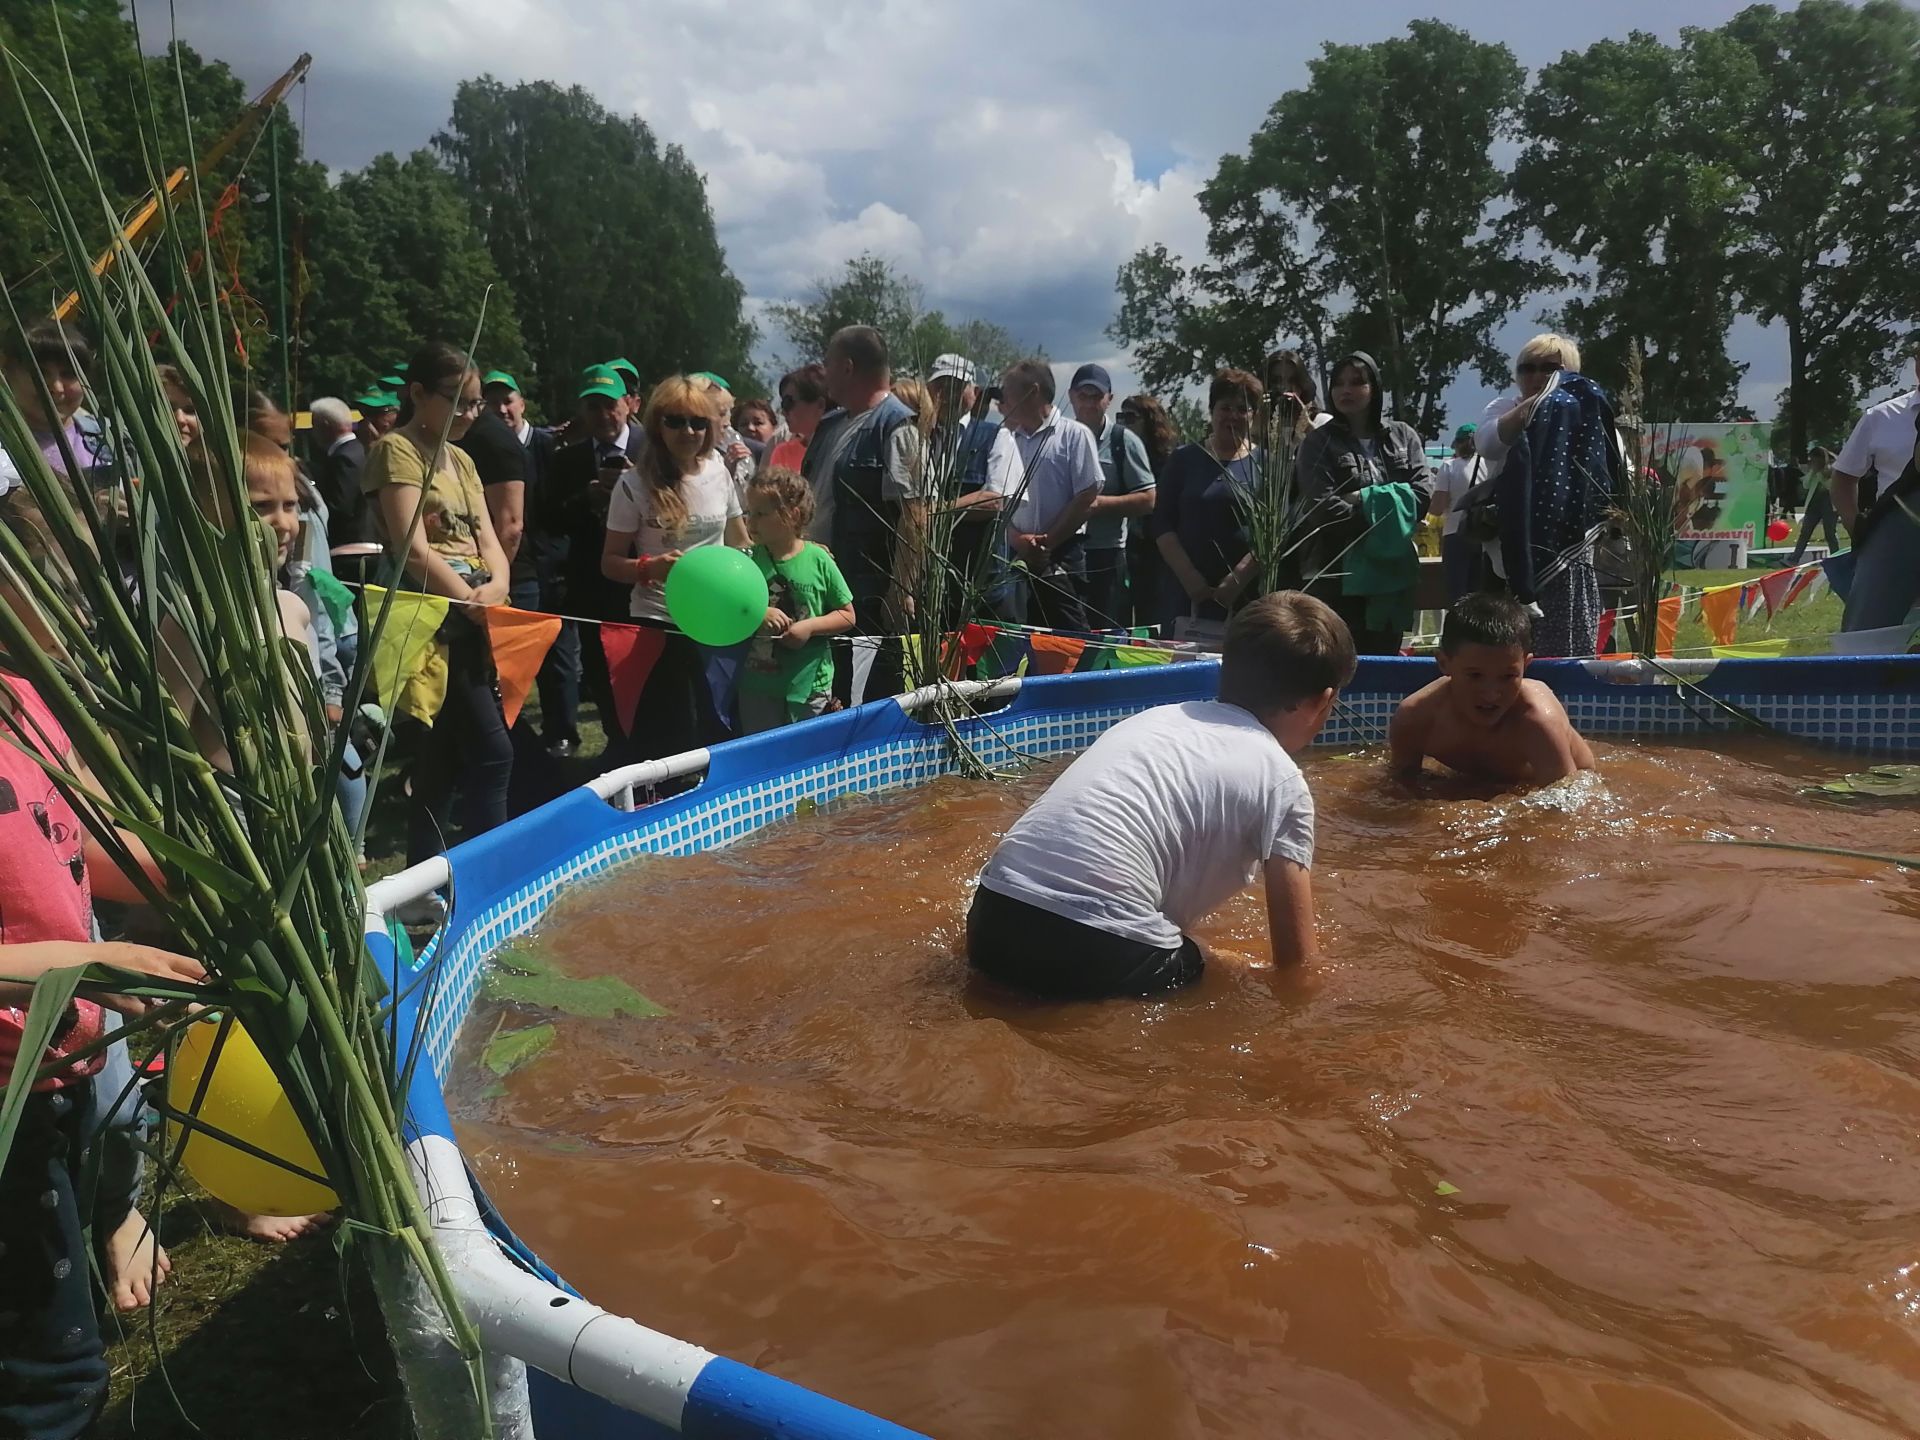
top-left (966, 885), bottom-right (1204, 999)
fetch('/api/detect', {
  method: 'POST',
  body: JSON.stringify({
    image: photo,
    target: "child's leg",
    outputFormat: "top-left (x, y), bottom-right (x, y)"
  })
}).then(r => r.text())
top-left (81, 1038), bottom-right (171, 1311)
top-left (0, 1084), bottom-right (110, 1439)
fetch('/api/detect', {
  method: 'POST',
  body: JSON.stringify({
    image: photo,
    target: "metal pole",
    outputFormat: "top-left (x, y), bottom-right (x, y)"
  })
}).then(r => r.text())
top-left (270, 110), bottom-right (292, 411)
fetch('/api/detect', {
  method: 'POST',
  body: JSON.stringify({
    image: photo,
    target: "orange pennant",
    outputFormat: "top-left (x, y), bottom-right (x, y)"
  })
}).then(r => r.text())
top-left (484, 605), bottom-right (563, 729)
top-left (1699, 586), bottom-right (1740, 647)
top-left (1027, 632), bottom-right (1087, 676)
top-left (1656, 595), bottom-right (1682, 656)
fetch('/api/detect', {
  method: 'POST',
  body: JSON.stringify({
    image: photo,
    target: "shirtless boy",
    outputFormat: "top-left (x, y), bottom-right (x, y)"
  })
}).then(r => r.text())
top-left (1390, 592), bottom-right (1594, 785)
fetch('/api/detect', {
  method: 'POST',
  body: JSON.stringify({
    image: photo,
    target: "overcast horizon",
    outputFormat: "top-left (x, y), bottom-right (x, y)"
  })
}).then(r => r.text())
top-left (152, 0), bottom-right (1911, 430)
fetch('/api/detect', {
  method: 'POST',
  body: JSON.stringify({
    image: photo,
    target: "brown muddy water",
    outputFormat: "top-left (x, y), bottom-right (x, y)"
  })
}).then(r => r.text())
top-left (452, 737), bottom-right (1920, 1439)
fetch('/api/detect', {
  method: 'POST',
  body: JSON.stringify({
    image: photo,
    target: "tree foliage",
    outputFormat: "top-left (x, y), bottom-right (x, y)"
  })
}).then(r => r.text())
top-left (1513, 32), bottom-right (1748, 416)
top-left (434, 77), bottom-right (754, 411)
top-left (767, 253), bottom-right (1032, 377)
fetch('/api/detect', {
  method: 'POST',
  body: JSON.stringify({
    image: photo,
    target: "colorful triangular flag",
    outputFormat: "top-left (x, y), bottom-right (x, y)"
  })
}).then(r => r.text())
top-left (1594, 608), bottom-right (1616, 655)
top-left (1699, 585), bottom-right (1741, 647)
top-left (484, 606), bottom-right (562, 729)
top-left (1757, 568), bottom-right (1795, 619)
top-left (600, 623), bottom-right (665, 734)
top-left (1656, 595), bottom-right (1682, 656)
top-left (362, 585), bottom-right (449, 712)
top-left (1027, 633), bottom-right (1087, 676)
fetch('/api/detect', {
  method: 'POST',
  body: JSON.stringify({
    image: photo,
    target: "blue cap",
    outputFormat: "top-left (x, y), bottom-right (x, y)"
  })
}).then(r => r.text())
top-left (1069, 363), bottom-right (1112, 396)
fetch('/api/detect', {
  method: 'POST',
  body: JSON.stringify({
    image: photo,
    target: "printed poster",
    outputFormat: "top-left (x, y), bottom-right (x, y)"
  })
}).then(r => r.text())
top-left (1646, 422), bottom-right (1770, 569)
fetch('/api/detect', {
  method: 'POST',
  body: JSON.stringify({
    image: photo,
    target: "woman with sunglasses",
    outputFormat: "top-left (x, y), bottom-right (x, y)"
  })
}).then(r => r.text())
top-left (765, 363), bottom-right (828, 475)
top-left (602, 374), bottom-right (750, 760)
top-left (363, 341), bottom-right (514, 864)
top-left (1471, 332), bottom-right (1583, 598)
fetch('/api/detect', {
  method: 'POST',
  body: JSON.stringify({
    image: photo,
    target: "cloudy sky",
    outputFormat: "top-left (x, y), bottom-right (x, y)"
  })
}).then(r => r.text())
top-left (153, 0), bottom-right (1878, 424)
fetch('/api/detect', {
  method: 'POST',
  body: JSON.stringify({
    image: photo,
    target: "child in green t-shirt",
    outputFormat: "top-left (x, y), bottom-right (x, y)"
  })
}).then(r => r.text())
top-left (741, 468), bottom-right (856, 732)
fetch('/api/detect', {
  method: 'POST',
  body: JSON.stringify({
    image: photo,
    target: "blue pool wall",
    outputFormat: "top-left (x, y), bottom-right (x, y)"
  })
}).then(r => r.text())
top-left (375, 653), bottom-right (1920, 1438)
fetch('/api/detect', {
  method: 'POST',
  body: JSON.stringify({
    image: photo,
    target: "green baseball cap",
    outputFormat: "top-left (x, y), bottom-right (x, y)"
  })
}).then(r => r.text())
top-left (606, 357), bottom-right (641, 385)
top-left (352, 388), bottom-right (399, 411)
top-left (691, 370), bottom-right (731, 392)
top-left (578, 364), bottom-right (625, 402)
top-left (481, 370), bottom-right (520, 393)
top-left (378, 373), bottom-right (406, 394)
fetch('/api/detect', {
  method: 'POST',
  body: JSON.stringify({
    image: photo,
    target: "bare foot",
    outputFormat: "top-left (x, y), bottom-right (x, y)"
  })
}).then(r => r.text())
top-left (208, 1200), bottom-right (334, 1243)
top-left (104, 1207), bottom-right (170, 1311)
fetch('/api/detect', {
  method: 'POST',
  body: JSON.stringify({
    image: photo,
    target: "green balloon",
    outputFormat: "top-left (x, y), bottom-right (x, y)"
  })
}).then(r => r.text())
top-left (663, 545), bottom-right (769, 647)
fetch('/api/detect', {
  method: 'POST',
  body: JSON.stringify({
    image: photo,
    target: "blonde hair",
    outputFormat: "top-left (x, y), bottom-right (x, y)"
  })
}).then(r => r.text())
top-left (748, 466), bottom-right (815, 532)
top-left (640, 375), bottom-right (720, 536)
top-left (1517, 332), bottom-right (1582, 374)
top-left (890, 377), bottom-right (935, 440)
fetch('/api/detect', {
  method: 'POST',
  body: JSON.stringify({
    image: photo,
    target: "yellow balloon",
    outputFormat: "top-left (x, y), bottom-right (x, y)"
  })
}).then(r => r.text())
top-left (169, 1019), bottom-right (339, 1217)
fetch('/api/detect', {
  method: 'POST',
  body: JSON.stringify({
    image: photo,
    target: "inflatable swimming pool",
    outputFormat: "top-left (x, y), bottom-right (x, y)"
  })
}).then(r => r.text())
top-left (364, 654), bottom-right (1920, 1439)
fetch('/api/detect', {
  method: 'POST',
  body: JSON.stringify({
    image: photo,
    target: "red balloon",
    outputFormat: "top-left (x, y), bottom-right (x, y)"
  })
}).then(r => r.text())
top-left (1767, 519), bottom-right (1791, 543)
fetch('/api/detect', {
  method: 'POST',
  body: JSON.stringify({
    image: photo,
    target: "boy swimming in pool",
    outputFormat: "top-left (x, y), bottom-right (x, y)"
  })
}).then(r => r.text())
top-left (1389, 592), bottom-right (1594, 786)
top-left (967, 591), bottom-right (1356, 999)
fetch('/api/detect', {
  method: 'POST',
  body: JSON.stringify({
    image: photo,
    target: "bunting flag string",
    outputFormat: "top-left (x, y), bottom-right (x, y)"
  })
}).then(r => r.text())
top-left (599, 623), bottom-right (665, 734)
top-left (1656, 595), bottom-right (1683, 657)
top-left (1699, 586), bottom-right (1741, 648)
top-left (362, 585), bottom-right (450, 723)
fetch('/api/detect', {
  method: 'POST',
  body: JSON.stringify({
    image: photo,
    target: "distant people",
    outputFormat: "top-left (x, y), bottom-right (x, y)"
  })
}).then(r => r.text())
top-left (1263, 348), bottom-right (1331, 435)
top-left (455, 390), bottom-right (532, 575)
top-left (609, 357), bottom-right (647, 460)
top-left (547, 364), bottom-right (637, 753)
top-left (1389, 592), bottom-right (1595, 787)
top-left (1834, 336), bottom-right (1920, 633)
top-left (361, 342), bottom-right (513, 865)
top-left (308, 396), bottom-right (367, 546)
top-left (1474, 332), bottom-right (1616, 659)
top-left (695, 372), bottom-right (755, 499)
top-left (1789, 446), bottom-right (1840, 567)
top-left (350, 385), bottom-right (399, 449)
top-left (601, 374), bottom-right (749, 758)
top-left (1119, 391), bottom-right (1178, 629)
top-left (802, 325), bottom-right (923, 701)
top-left (0, 319), bottom-right (108, 494)
top-left (767, 363), bottom-right (828, 475)
top-left (740, 468), bottom-right (855, 733)
top-left (733, 396), bottom-right (777, 458)
top-left (966, 591), bottom-right (1354, 999)
top-left (928, 353), bottom-right (1020, 624)
top-left (1067, 363), bottom-right (1155, 628)
top-left (998, 357), bottom-right (1100, 630)
top-left (1151, 368), bottom-right (1266, 634)
top-left (1429, 423), bottom-right (1482, 604)
top-left (1296, 351), bottom-right (1432, 655)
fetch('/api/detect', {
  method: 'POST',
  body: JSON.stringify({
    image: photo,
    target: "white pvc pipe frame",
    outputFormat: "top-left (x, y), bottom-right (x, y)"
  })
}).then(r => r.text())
top-left (363, 679), bottom-right (1024, 1432)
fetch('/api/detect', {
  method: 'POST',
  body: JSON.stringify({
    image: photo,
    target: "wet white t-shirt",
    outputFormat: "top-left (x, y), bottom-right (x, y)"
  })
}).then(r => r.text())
top-left (605, 454), bottom-right (742, 622)
top-left (980, 700), bottom-right (1316, 949)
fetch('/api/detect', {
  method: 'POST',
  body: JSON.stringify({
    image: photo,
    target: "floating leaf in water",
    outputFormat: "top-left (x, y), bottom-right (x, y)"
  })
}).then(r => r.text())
top-left (483, 1022), bottom-right (556, 1077)
top-left (1434, 1181), bottom-right (1461, 1197)
top-left (1807, 764), bottom-right (1920, 800)
top-left (795, 796), bottom-right (818, 817)
top-left (483, 947), bottom-right (668, 1020)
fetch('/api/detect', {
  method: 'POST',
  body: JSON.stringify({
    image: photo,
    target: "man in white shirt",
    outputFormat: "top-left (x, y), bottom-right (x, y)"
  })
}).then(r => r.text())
top-left (1431, 422), bottom-right (1483, 604)
top-left (998, 357), bottom-right (1101, 630)
top-left (1835, 337), bottom-right (1920, 631)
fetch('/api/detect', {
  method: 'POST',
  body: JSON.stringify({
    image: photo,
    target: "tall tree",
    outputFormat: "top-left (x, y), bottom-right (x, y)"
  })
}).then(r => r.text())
top-left (1697, 0), bottom-right (1920, 460)
top-left (1108, 237), bottom-right (1315, 396)
top-left (1233, 21), bottom-right (1548, 432)
top-left (318, 152), bottom-right (528, 389)
top-left (434, 77), bottom-right (753, 414)
top-left (768, 253), bottom-right (1030, 376)
top-left (1514, 32), bottom-right (1747, 417)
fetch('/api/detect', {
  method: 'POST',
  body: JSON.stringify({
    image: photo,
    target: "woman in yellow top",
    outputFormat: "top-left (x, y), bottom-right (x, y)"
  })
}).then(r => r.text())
top-left (362, 341), bottom-right (513, 864)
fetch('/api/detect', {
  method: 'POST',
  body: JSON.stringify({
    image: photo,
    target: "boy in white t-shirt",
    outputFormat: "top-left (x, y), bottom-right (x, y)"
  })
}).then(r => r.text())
top-left (967, 592), bottom-right (1357, 998)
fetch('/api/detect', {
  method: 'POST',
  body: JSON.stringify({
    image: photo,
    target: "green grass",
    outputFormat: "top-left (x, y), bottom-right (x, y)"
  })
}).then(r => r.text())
top-left (1668, 567), bottom-right (1843, 656)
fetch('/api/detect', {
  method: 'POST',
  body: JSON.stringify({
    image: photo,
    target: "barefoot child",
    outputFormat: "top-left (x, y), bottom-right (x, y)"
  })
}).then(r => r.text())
top-left (1390, 592), bottom-right (1595, 785)
top-left (1, 670), bottom-right (207, 1438)
top-left (740, 468), bottom-right (855, 734)
top-left (967, 592), bottom-right (1356, 998)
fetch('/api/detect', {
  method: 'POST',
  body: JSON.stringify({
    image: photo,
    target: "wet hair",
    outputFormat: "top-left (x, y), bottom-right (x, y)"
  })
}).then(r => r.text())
top-left (1120, 393), bottom-right (1178, 472)
top-left (747, 466), bottom-right (815, 531)
top-left (1440, 592), bottom-right (1532, 654)
top-left (639, 374), bottom-right (720, 536)
top-left (1263, 349), bottom-right (1317, 408)
top-left (1208, 367), bottom-right (1265, 412)
top-left (1218, 591), bottom-right (1357, 713)
top-left (732, 396), bottom-right (775, 430)
top-left (1516, 332), bottom-right (1582, 374)
top-left (779, 363), bottom-right (828, 406)
top-left (3, 318), bottom-right (92, 376)
top-left (1003, 358), bottom-right (1054, 404)
top-left (827, 325), bottom-right (889, 379)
